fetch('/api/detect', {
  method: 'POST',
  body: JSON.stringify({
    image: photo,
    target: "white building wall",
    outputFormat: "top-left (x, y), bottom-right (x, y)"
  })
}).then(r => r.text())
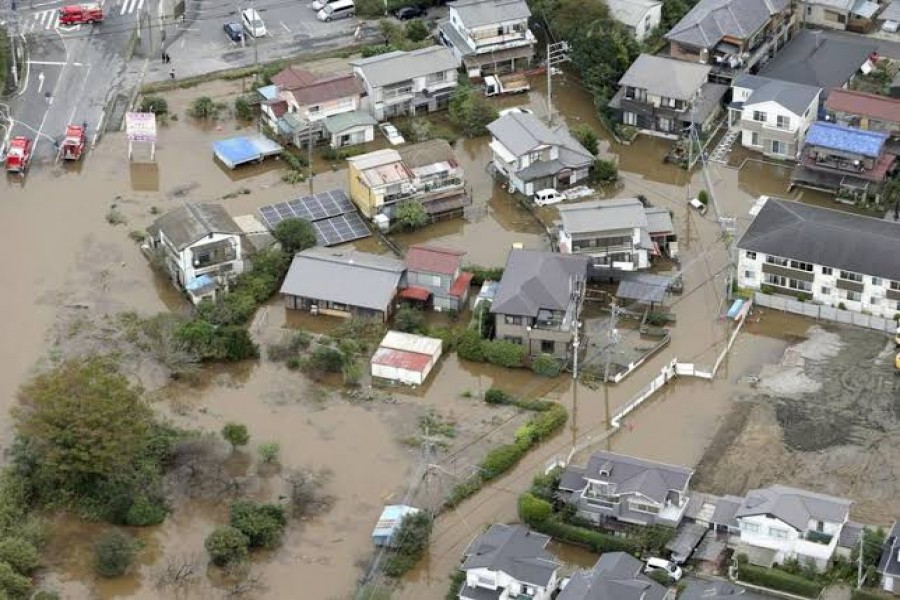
top-left (463, 567), bottom-right (555, 600)
top-left (633, 4), bottom-right (662, 41)
top-left (159, 231), bottom-right (244, 287)
top-left (738, 514), bottom-right (839, 568)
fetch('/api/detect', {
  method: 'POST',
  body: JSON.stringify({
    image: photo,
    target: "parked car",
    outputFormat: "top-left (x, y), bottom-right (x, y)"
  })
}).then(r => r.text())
top-left (379, 122), bottom-right (405, 145)
top-left (241, 8), bottom-right (266, 37)
top-left (498, 106), bottom-right (534, 117)
top-left (311, 0), bottom-right (343, 11)
top-left (689, 197), bottom-right (708, 215)
top-left (223, 22), bottom-right (244, 42)
top-left (317, 0), bottom-right (354, 21)
top-left (394, 5), bottom-right (424, 19)
top-left (644, 558), bottom-right (682, 582)
top-left (534, 188), bottom-right (564, 207)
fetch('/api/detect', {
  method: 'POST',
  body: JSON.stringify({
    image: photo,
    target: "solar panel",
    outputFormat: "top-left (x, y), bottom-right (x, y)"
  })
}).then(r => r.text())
top-left (257, 189), bottom-right (357, 231)
top-left (313, 213), bottom-right (371, 247)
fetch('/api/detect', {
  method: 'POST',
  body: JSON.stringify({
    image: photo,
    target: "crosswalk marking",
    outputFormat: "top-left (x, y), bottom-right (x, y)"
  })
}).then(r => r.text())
top-left (120, 0), bottom-right (141, 15)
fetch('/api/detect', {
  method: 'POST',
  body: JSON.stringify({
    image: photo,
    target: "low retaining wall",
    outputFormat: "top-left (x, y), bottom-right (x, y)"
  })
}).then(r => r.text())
top-left (754, 292), bottom-right (896, 334)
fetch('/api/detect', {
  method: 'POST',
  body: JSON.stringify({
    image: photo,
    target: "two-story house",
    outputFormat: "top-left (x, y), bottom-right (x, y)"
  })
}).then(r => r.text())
top-left (729, 75), bottom-right (821, 159)
top-left (487, 112), bottom-right (593, 197)
top-left (559, 552), bottom-right (668, 600)
top-left (610, 54), bottom-right (728, 138)
top-left (799, 0), bottom-right (881, 33)
top-left (347, 140), bottom-right (470, 222)
top-left (557, 198), bottom-right (657, 271)
top-left (877, 522), bottom-right (900, 594)
top-left (734, 484), bottom-right (851, 570)
top-left (737, 196), bottom-right (900, 319)
top-left (146, 203), bottom-right (245, 305)
top-left (402, 245), bottom-right (473, 312)
top-left (558, 451), bottom-right (694, 528)
top-left (459, 524), bottom-right (561, 600)
top-left (605, 0), bottom-right (662, 42)
top-left (258, 66), bottom-right (374, 148)
top-left (439, 0), bottom-right (536, 77)
top-left (791, 121), bottom-right (897, 197)
top-left (826, 88), bottom-right (900, 138)
top-left (350, 46), bottom-right (459, 121)
top-left (490, 249), bottom-right (588, 360)
top-left (665, 0), bottom-right (793, 84)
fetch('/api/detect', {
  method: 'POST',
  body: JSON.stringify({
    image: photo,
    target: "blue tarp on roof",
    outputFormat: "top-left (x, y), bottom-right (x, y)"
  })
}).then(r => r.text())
top-left (257, 84), bottom-right (279, 101)
top-left (805, 122), bottom-right (888, 157)
top-left (185, 274), bottom-right (216, 293)
top-left (213, 135), bottom-right (283, 169)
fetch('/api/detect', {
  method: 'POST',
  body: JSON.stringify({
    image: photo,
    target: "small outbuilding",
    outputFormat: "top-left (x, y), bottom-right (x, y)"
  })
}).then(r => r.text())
top-left (372, 505), bottom-right (420, 547)
top-left (213, 135), bottom-right (283, 169)
top-left (370, 331), bottom-right (443, 385)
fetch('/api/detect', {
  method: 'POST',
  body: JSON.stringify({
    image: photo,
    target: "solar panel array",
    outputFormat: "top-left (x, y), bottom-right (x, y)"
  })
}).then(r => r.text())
top-left (257, 189), bottom-right (371, 247)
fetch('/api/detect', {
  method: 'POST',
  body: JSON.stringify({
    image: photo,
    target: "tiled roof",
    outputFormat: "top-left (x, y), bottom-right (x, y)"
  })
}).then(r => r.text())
top-left (405, 245), bottom-right (465, 275)
top-left (827, 88), bottom-right (900, 124)
top-left (805, 121), bottom-right (888, 157)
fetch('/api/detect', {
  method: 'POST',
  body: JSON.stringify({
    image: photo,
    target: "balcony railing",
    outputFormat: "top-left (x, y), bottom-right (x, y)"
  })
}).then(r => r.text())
top-left (805, 530), bottom-right (834, 545)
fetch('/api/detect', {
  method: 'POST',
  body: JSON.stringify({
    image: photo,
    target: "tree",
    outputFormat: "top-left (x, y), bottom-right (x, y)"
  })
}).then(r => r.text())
top-left (405, 19), bottom-right (429, 42)
top-left (394, 305), bottom-right (426, 333)
top-left (449, 82), bottom-right (498, 137)
top-left (592, 158), bottom-right (619, 185)
top-left (221, 423), bottom-right (250, 451)
top-left (309, 346), bottom-right (345, 373)
top-left (272, 218), bottom-right (317, 254)
top-left (234, 96), bottom-right (254, 121)
top-left (697, 189), bottom-right (709, 206)
top-left (394, 200), bottom-right (429, 231)
top-left (229, 501), bottom-right (286, 548)
top-left (204, 526), bottom-right (249, 567)
top-left (93, 529), bottom-right (137, 578)
top-left (189, 96), bottom-right (219, 120)
top-left (571, 124), bottom-right (599, 156)
top-left (257, 442), bottom-right (280, 465)
top-left (518, 492), bottom-right (552, 526)
top-left (456, 329), bottom-right (485, 362)
top-left (531, 354), bottom-right (561, 377)
top-left (14, 357), bottom-right (156, 500)
top-left (139, 95), bottom-right (168, 115)
top-left (0, 538), bottom-right (39, 575)
top-left (482, 339), bottom-right (526, 368)
top-left (0, 561), bottom-right (32, 599)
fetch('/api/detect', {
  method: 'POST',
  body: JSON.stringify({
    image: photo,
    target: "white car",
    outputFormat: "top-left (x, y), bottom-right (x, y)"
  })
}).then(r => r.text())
top-left (644, 557), bottom-right (683, 582)
top-left (241, 8), bottom-right (266, 37)
top-left (534, 188), bottom-right (564, 206)
top-left (379, 123), bottom-right (405, 146)
top-left (499, 106), bottom-right (534, 117)
top-left (689, 197), bottom-right (708, 215)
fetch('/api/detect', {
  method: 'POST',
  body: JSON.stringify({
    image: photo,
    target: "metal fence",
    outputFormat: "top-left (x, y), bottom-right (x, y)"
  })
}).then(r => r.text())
top-left (753, 292), bottom-right (897, 334)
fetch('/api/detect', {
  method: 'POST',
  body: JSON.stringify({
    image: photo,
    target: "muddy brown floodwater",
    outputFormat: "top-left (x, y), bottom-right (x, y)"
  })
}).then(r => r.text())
top-left (0, 66), bottom-right (867, 600)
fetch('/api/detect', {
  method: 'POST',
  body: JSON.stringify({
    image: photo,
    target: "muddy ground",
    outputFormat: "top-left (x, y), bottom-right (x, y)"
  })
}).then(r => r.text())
top-left (693, 322), bottom-right (899, 525)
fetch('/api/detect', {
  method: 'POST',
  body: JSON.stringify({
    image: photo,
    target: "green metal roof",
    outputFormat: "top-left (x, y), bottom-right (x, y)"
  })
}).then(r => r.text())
top-left (325, 110), bottom-right (377, 134)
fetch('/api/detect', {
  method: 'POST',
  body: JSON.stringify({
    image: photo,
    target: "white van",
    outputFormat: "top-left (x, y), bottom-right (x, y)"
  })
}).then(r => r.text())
top-left (241, 8), bottom-right (266, 37)
top-left (534, 188), bottom-right (564, 207)
top-left (317, 0), bottom-right (354, 21)
top-left (311, 0), bottom-right (342, 10)
top-left (644, 557), bottom-right (683, 582)
top-left (688, 197), bottom-right (708, 215)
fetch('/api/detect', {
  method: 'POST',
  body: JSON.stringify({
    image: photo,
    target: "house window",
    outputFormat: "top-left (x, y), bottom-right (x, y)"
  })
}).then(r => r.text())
top-left (431, 275), bottom-right (442, 287)
top-left (771, 140), bottom-right (786, 155)
top-left (753, 111), bottom-right (766, 122)
top-left (623, 112), bottom-right (637, 126)
top-left (426, 71), bottom-right (447, 85)
top-left (838, 13), bottom-right (846, 24)
top-left (789, 260), bottom-right (813, 272)
top-left (846, 290), bottom-right (862, 302)
top-left (505, 315), bottom-right (522, 325)
top-left (506, 336), bottom-right (524, 345)
top-left (768, 527), bottom-right (789, 539)
top-left (742, 522), bottom-right (761, 534)
top-left (839, 270), bottom-right (863, 283)
top-left (890, 280), bottom-right (900, 291)
top-left (872, 277), bottom-right (881, 286)
top-left (745, 271), bottom-right (755, 280)
top-left (751, 132), bottom-right (760, 147)
top-left (766, 255), bottom-right (789, 267)
top-left (822, 267), bottom-right (833, 276)
top-left (745, 251), bottom-right (757, 260)
top-left (777, 115), bottom-right (791, 129)
top-left (541, 340), bottom-right (555, 354)
top-left (896, 300), bottom-right (900, 311)
top-left (821, 286), bottom-right (831, 295)
top-left (870, 297), bottom-right (880, 306)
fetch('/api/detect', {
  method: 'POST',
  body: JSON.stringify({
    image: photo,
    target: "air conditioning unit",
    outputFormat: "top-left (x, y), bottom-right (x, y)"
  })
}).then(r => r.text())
top-left (310, 305), bottom-right (319, 315)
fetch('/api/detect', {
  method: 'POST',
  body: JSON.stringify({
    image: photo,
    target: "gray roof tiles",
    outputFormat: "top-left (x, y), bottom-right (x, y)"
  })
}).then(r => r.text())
top-left (735, 484), bottom-right (851, 531)
top-left (558, 198), bottom-right (649, 235)
top-left (711, 495), bottom-right (744, 529)
top-left (350, 45), bottom-right (458, 88)
top-left (487, 112), bottom-right (592, 165)
top-left (560, 451), bottom-right (693, 505)
top-left (665, 0), bottom-right (789, 49)
top-left (737, 197), bottom-right (900, 281)
top-left (645, 206), bottom-right (675, 234)
top-left (148, 203), bottom-right (242, 251)
top-left (450, 0), bottom-right (531, 28)
top-left (877, 522), bottom-right (900, 577)
top-left (734, 75), bottom-right (821, 116)
top-left (462, 524), bottom-right (560, 587)
top-left (618, 54), bottom-right (711, 101)
top-left (760, 30), bottom-right (875, 93)
top-left (490, 249), bottom-right (588, 317)
top-left (558, 552), bottom-right (667, 600)
top-left (279, 248), bottom-right (404, 312)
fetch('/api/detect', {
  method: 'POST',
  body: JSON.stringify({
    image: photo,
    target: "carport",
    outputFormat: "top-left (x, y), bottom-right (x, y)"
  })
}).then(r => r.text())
top-left (667, 522), bottom-right (709, 563)
top-left (213, 135), bottom-right (283, 169)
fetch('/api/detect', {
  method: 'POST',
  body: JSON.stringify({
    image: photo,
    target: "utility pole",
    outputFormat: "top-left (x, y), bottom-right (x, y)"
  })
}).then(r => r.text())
top-left (8, 1), bottom-right (19, 88)
top-left (308, 129), bottom-right (314, 195)
top-left (857, 532), bottom-right (864, 589)
top-left (602, 298), bottom-right (621, 450)
top-left (546, 41), bottom-right (570, 126)
top-left (570, 276), bottom-right (585, 452)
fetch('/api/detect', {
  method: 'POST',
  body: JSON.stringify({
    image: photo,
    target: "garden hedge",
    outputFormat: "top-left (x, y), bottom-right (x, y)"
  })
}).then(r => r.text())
top-left (738, 564), bottom-right (824, 598)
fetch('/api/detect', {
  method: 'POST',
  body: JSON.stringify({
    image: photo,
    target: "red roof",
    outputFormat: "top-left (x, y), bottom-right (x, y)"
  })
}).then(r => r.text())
top-left (371, 347), bottom-right (432, 372)
top-left (271, 66), bottom-right (318, 90)
top-left (827, 89), bottom-right (900, 125)
top-left (448, 272), bottom-right (474, 298)
top-left (405, 245), bottom-right (465, 275)
top-left (267, 100), bottom-right (288, 118)
top-left (271, 68), bottom-right (364, 107)
top-left (400, 286), bottom-right (432, 301)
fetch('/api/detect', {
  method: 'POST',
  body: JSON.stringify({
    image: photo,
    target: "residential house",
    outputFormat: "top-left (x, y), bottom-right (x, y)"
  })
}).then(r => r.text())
top-left (347, 140), bottom-right (470, 222)
top-left (737, 197), bottom-right (900, 320)
top-left (556, 198), bottom-right (662, 271)
top-left (487, 112), bottom-right (593, 197)
top-left (557, 451), bottom-right (694, 528)
top-left (279, 248), bottom-right (405, 322)
top-left (791, 121), bottom-right (896, 197)
top-left (402, 245), bottom-right (473, 312)
top-left (438, 0), bottom-right (536, 77)
top-left (459, 524), bottom-right (561, 600)
top-left (665, 0), bottom-right (793, 83)
top-left (490, 249), bottom-right (588, 360)
top-left (877, 522), bottom-right (900, 594)
top-left (800, 0), bottom-right (881, 32)
top-left (258, 66), bottom-right (374, 148)
top-left (734, 484), bottom-right (851, 569)
top-left (350, 46), bottom-right (459, 121)
top-left (729, 75), bottom-right (821, 159)
top-left (609, 54), bottom-right (728, 138)
top-left (826, 88), bottom-right (900, 138)
top-left (759, 30), bottom-right (876, 98)
top-left (558, 552), bottom-right (668, 600)
top-left (146, 203), bottom-right (245, 305)
top-left (605, 0), bottom-right (662, 42)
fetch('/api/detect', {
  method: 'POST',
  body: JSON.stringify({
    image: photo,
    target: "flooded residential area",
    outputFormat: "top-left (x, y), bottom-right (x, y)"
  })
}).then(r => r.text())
top-left (1, 2), bottom-right (900, 599)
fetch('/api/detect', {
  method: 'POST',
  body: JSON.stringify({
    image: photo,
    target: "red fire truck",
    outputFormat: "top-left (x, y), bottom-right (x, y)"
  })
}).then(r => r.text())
top-left (59, 3), bottom-right (103, 25)
top-left (5, 137), bottom-right (33, 174)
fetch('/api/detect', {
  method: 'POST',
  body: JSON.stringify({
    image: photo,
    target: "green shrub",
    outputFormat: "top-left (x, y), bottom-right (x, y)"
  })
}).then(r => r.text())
top-left (647, 569), bottom-right (672, 586)
top-left (0, 538), bottom-right (39, 575)
top-left (360, 43), bottom-right (396, 57)
top-left (273, 218), bottom-right (317, 254)
top-left (465, 265), bottom-right (503, 285)
top-left (592, 158), bottom-right (619, 184)
top-left (204, 526), bottom-right (249, 567)
top-left (737, 564), bottom-right (824, 597)
top-left (697, 190), bottom-right (710, 206)
top-left (457, 329), bottom-right (486, 362)
top-left (444, 475), bottom-right (482, 509)
top-left (405, 19), bottom-right (429, 42)
top-left (189, 96), bottom-right (220, 120)
top-left (851, 590), bottom-right (892, 600)
top-left (257, 442), bottom-right (281, 465)
top-left (342, 360), bottom-right (363, 386)
top-left (93, 529), bottom-right (137, 578)
top-left (221, 422), bottom-right (250, 451)
top-left (481, 441), bottom-right (529, 480)
top-left (529, 469), bottom-right (562, 502)
top-left (529, 517), bottom-right (636, 554)
top-left (448, 81), bottom-right (498, 137)
top-left (394, 200), bottom-right (429, 231)
top-left (0, 560), bottom-right (32, 599)
top-left (446, 571), bottom-right (466, 600)
top-left (310, 346), bottom-right (345, 373)
top-left (234, 96), bottom-right (254, 121)
top-left (518, 492), bottom-right (552, 526)
top-left (531, 354), bottom-right (561, 377)
top-left (484, 388), bottom-right (512, 405)
top-left (482, 339), bottom-right (526, 368)
top-left (394, 305), bottom-right (426, 333)
top-left (383, 511), bottom-right (432, 577)
top-left (229, 501), bottom-right (286, 548)
top-left (571, 124), bottom-right (599, 155)
top-left (124, 496), bottom-right (167, 526)
top-left (139, 95), bottom-right (168, 115)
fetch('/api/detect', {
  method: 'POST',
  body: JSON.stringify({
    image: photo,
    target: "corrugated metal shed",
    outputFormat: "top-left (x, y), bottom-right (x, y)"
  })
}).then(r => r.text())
top-left (371, 331), bottom-right (443, 385)
top-left (372, 505), bottom-right (419, 547)
top-left (380, 331), bottom-right (442, 356)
